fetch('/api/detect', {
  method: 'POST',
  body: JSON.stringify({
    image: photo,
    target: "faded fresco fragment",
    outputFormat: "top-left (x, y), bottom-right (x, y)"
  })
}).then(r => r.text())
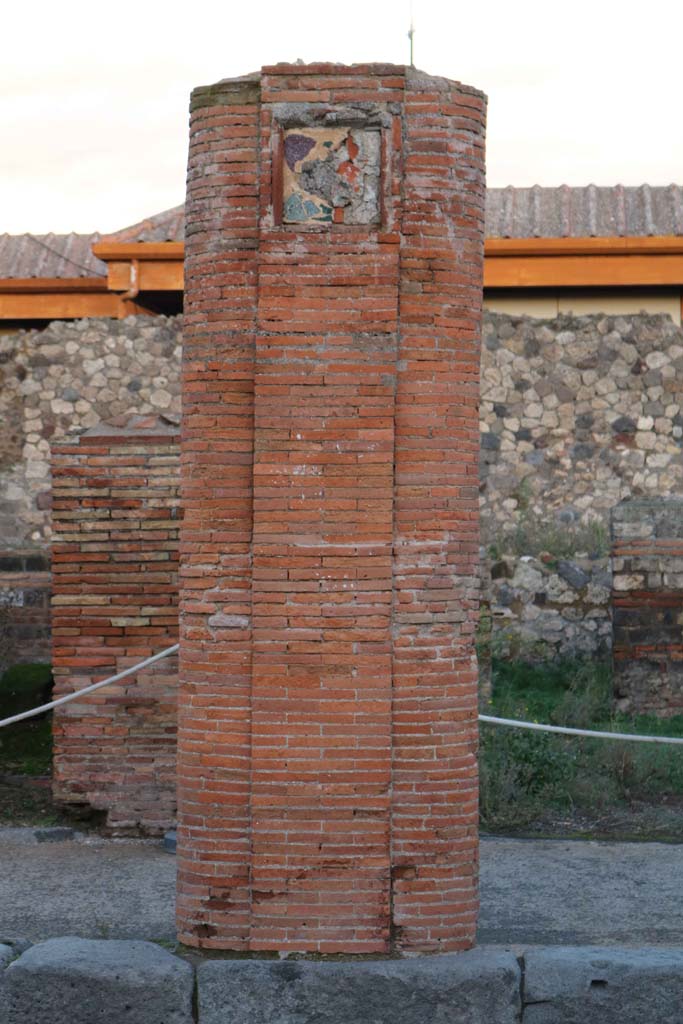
top-left (282, 127), bottom-right (380, 225)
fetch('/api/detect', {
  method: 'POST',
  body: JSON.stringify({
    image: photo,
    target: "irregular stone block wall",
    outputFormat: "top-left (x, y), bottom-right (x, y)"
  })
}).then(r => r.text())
top-left (481, 311), bottom-right (683, 658)
top-left (0, 316), bottom-right (181, 674)
top-left (177, 62), bottom-right (485, 954)
top-left (481, 311), bottom-right (683, 533)
top-left (51, 419), bottom-right (180, 832)
top-left (0, 317), bottom-right (182, 548)
top-left (4, 309), bottom-right (683, 665)
top-left (612, 498), bottom-right (683, 717)
top-left (487, 554), bottom-right (611, 659)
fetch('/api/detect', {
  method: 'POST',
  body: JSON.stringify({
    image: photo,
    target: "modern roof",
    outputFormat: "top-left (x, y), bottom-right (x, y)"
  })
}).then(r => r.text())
top-left (111, 187), bottom-right (683, 243)
top-left (485, 185), bottom-right (683, 239)
top-left (100, 206), bottom-right (185, 244)
top-left (0, 232), bottom-right (106, 279)
top-left (3, 186), bottom-right (683, 280)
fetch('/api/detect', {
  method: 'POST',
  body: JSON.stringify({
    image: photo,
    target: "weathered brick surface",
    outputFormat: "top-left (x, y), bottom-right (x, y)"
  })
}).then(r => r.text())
top-left (51, 417), bottom-right (180, 833)
top-left (391, 69), bottom-right (484, 952)
top-left (612, 498), bottom-right (683, 716)
top-left (178, 63), bottom-right (486, 953)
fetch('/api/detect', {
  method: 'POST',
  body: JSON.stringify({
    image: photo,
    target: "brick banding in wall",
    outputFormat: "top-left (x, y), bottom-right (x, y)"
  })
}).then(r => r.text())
top-left (178, 63), bottom-right (486, 953)
top-left (612, 497), bottom-right (683, 716)
top-left (51, 416), bottom-right (180, 833)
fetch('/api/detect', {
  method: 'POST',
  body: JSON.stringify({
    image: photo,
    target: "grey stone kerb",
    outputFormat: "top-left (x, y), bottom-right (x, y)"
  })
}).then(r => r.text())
top-left (2, 939), bottom-right (683, 1023)
top-left (197, 950), bottom-right (521, 1024)
top-left (1, 938), bottom-right (193, 1024)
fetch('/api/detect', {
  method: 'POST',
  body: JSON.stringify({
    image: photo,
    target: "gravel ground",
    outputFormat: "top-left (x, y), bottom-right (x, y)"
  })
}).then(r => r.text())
top-left (1, 830), bottom-right (681, 947)
top-left (478, 836), bottom-right (683, 946)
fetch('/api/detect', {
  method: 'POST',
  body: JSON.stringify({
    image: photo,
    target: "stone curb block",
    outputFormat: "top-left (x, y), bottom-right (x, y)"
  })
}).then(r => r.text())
top-left (2, 937), bottom-right (193, 1024)
top-left (0, 945), bottom-right (14, 1024)
top-left (5, 941), bottom-right (683, 1023)
top-left (197, 949), bottom-right (521, 1024)
top-left (524, 946), bottom-right (683, 1023)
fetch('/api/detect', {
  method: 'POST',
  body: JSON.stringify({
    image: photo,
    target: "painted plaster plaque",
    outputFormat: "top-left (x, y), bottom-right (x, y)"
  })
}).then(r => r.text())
top-left (282, 127), bottom-right (380, 225)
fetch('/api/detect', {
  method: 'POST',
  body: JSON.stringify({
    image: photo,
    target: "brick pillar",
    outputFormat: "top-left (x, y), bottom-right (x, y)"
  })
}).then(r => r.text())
top-left (178, 63), bottom-right (486, 953)
top-left (51, 417), bottom-right (180, 832)
top-left (612, 498), bottom-right (683, 716)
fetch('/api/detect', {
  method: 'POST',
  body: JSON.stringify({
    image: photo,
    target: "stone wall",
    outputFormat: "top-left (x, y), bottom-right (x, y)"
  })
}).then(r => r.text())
top-left (481, 310), bottom-right (683, 658)
top-left (488, 554), bottom-right (611, 659)
top-left (0, 316), bottom-right (182, 549)
top-left (0, 316), bottom-right (182, 674)
top-left (2, 309), bottom-right (683, 667)
top-left (481, 311), bottom-right (683, 538)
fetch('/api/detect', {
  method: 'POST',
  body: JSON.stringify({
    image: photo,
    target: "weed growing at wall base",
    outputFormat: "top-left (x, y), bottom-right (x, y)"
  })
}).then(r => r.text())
top-left (480, 657), bottom-right (683, 838)
top-left (491, 514), bottom-right (609, 563)
top-left (0, 662), bottom-right (52, 775)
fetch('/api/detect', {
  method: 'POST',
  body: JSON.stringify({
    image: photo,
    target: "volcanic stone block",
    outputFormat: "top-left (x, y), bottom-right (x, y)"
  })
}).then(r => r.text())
top-left (524, 946), bottom-right (683, 1023)
top-left (4, 938), bottom-right (193, 1024)
top-left (0, 943), bottom-right (13, 1024)
top-left (198, 950), bottom-right (521, 1024)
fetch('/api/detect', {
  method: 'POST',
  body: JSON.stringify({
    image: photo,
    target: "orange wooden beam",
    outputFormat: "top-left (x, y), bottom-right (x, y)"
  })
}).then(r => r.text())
top-left (0, 277), bottom-right (149, 319)
top-left (92, 244), bottom-right (184, 292)
top-left (3, 236), bottom-right (683, 319)
top-left (0, 277), bottom-right (109, 293)
top-left (106, 260), bottom-right (184, 292)
top-left (91, 242), bottom-right (184, 262)
top-left (485, 236), bottom-right (683, 288)
top-left (94, 237), bottom-right (683, 292)
top-left (484, 253), bottom-right (683, 289)
top-left (485, 236), bottom-right (683, 257)
top-left (94, 237), bottom-right (683, 262)
top-left (90, 234), bottom-right (683, 292)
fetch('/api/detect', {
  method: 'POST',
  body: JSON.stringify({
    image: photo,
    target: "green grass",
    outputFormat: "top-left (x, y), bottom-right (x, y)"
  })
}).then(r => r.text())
top-left (480, 657), bottom-right (683, 834)
top-left (0, 663), bottom-right (53, 776)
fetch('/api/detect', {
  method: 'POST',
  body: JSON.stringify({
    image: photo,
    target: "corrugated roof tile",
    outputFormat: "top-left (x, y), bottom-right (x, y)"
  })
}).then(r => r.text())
top-left (484, 185), bottom-right (683, 239)
top-left (100, 207), bottom-right (185, 244)
top-left (0, 233), bottom-right (105, 279)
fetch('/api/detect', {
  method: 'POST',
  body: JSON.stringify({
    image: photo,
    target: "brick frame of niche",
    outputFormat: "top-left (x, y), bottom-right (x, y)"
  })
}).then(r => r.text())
top-left (178, 62), bottom-right (486, 956)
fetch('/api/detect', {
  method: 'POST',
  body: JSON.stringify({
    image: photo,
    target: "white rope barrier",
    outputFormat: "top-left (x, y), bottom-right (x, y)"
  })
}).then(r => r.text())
top-left (0, 643), bottom-right (179, 729)
top-left (3, 640), bottom-right (683, 747)
top-left (479, 712), bottom-right (683, 746)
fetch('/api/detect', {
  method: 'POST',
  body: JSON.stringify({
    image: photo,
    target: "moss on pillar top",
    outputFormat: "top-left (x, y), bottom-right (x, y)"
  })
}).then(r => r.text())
top-left (190, 73), bottom-right (261, 112)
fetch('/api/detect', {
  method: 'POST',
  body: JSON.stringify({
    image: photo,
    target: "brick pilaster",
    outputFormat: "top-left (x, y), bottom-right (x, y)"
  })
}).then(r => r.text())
top-left (178, 63), bottom-right (486, 953)
top-left (51, 417), bottom-right (180, 833)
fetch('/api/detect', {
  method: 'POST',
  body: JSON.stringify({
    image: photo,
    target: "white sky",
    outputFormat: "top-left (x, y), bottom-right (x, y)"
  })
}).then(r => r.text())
top-left (2, 0), bottom-right (682, 234)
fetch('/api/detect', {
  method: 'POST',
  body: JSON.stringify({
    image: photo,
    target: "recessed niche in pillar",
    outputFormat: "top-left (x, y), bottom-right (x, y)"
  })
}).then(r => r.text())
top-left (282, 127), bottom-right (381, 225)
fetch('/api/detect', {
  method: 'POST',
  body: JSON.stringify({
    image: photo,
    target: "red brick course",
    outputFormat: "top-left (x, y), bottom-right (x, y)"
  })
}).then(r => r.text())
top-left (612, 499), bottom-right (683, 716)
top-left (179, 63), bottom-right (486, 953)
top-left (51, 418), bottom-right (180, 833)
